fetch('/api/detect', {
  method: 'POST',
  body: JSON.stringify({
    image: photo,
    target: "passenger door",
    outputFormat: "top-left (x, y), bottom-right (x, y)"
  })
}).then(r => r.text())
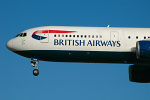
top-left (110, 31), bottom-right (119, 41)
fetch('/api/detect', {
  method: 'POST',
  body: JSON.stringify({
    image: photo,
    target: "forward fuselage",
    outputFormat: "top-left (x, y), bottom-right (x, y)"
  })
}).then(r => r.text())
top-left (6, 26), bottom-right (150, 64)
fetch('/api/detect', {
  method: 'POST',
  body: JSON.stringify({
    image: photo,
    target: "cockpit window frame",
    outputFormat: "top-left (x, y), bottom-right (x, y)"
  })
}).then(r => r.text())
top-left (15, 33), bottom-right (27, 37)
top-left (20, 33), bottom-right (24, 37)
top-left (15, 34), bottom-right (20, 37)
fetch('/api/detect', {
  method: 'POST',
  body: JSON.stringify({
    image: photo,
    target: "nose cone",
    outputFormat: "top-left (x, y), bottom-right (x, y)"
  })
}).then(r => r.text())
top-left (6, 39), bottom-right (13, 51)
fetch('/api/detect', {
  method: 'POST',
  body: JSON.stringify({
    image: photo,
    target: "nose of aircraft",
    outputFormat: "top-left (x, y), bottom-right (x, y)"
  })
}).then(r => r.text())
top-left (6, 39), bottom-right (13, 51)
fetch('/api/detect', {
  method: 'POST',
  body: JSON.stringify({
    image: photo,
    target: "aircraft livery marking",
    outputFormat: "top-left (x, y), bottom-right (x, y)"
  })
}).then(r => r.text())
top-left (32, 30), bottom-right (76, 40)
top-left (54, 39), bottom-right (121, 47)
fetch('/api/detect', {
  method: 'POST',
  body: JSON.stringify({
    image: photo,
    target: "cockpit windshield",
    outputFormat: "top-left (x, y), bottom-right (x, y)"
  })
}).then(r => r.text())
top-left (15, 33), bottom-right (27, 37)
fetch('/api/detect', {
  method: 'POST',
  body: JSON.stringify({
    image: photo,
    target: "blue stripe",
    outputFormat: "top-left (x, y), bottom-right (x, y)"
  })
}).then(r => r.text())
top-left (32, 34), bottom-right (47, 40)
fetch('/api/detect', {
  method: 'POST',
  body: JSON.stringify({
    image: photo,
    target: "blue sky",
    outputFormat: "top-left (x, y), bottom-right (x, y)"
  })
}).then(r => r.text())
top-left (1, 0), bottom-right (150, 100)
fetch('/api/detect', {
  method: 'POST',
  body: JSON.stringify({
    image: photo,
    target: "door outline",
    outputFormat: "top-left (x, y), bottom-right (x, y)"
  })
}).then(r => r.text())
top-left (110, 31), bottom-right (119, 41)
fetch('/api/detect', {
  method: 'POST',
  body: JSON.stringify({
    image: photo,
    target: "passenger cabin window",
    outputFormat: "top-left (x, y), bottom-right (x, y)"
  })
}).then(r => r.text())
top-left (52, 34), bottom-right (150, 40)
top-left (52, 34), bottom-right (105, 39)
top-left (128, 36), bottom-right (130, 39)
top-left (100, 35), bottom-right (102, 38)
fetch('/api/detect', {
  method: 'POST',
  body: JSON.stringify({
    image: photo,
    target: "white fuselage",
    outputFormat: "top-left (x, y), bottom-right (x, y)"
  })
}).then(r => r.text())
top-left (6, 26), bottom-right (150, 64)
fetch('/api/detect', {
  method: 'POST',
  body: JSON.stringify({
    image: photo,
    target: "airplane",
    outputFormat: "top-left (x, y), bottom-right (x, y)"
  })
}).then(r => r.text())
top-left (6, 26), bottom-right (150, 83)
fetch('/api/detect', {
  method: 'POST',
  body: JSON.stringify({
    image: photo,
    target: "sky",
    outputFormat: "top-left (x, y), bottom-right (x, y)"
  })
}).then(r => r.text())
top-left (1, 0), bottom-right (150, 100)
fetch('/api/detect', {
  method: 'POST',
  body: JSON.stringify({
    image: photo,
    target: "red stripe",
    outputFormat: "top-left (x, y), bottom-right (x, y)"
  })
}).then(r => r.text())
top-left (49, 30), bottom-right (76, 33)
top-left (33, 31), bottom-right (38, 35)
top-left (32, 30), bottom-right (76, 35)
top-left (42, 30), bottom-right (49, 33)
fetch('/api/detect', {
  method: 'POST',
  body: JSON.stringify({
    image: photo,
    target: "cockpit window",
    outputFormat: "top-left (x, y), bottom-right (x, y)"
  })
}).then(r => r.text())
top-left (20, 33), bottom-right (24, 37)
top-left (15, 33), bottom-right (27, 37)
top-left (15, 34), bottom-right (20, 37)
top-left (23, 33), bottom-right (27, 37)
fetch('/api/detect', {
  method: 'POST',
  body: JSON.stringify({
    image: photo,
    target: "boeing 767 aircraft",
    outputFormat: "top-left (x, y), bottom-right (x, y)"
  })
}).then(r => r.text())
top-left (6, 26), bottom-right (150, 83)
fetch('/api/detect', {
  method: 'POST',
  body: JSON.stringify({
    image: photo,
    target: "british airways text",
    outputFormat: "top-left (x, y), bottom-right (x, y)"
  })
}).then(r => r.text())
top-left (54, 39), bottom-right (121, 47)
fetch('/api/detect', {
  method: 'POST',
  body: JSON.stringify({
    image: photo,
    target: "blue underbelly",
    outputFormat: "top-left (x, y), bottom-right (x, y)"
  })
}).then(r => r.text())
top-left (14, 50), bottom-right (150, 64)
